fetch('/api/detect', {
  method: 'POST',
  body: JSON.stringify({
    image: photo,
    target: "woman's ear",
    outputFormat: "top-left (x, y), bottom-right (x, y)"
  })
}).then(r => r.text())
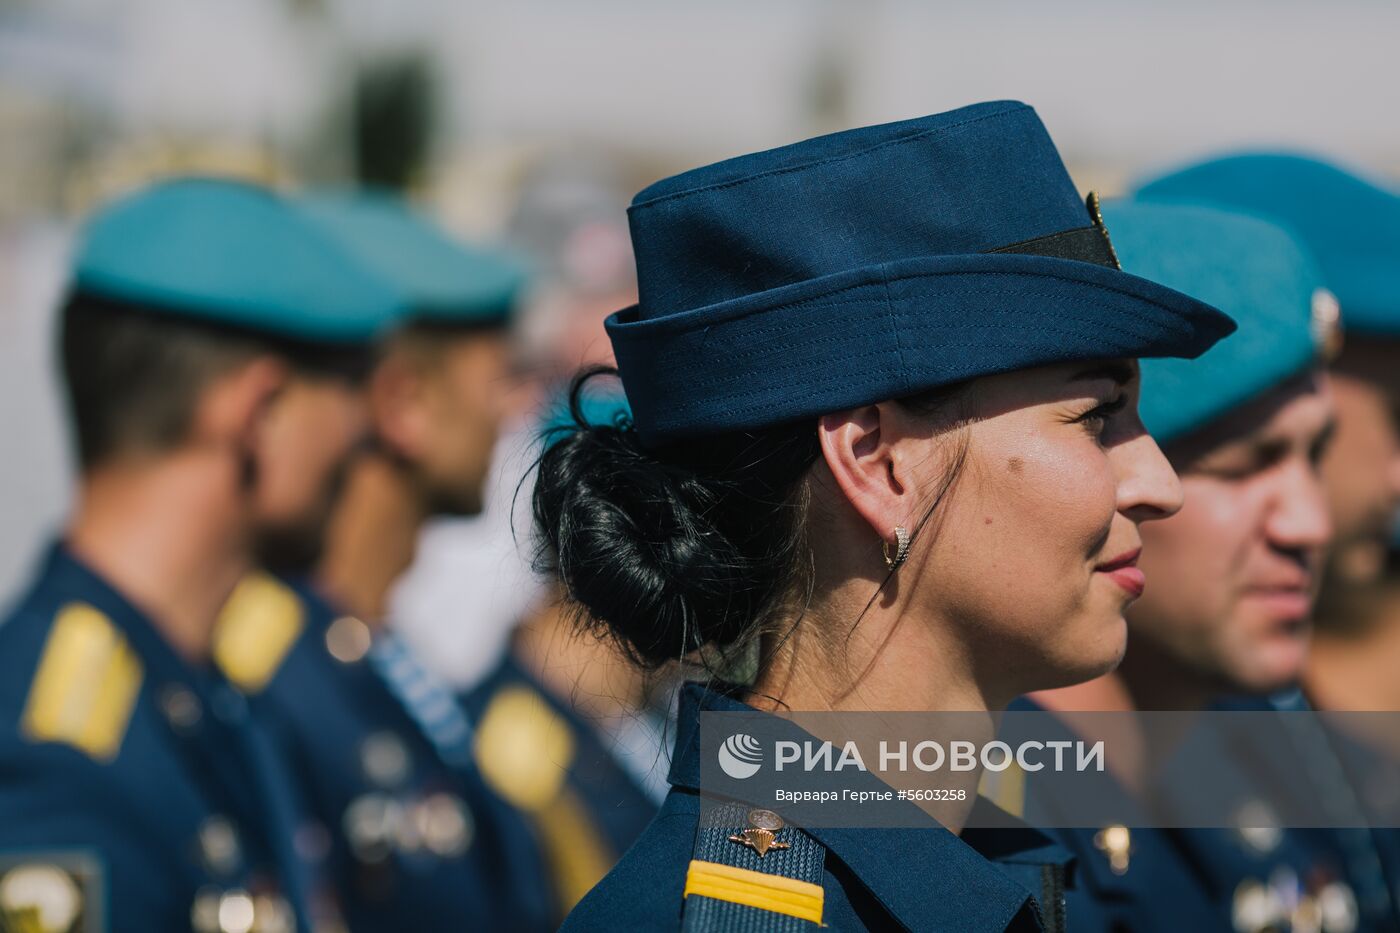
top-left (817, 401), bottom-right (911, 543)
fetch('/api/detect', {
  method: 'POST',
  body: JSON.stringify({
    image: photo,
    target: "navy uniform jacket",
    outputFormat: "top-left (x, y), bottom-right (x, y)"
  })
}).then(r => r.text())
top-left (563, 683), bottom-right (1074, 932)
top-left (1155, 694), bottom-right (1400, 933)
top-left (462, 650), bottom-right (661, 918)
top-left (214, 574), bottom-right (552, 933)
top-left (1013, 694), bottom-right (1397, 933)
top-left (0, 544), bottom-right (312, 933)
top-left (1002, 698), bottom-right (1229, 933)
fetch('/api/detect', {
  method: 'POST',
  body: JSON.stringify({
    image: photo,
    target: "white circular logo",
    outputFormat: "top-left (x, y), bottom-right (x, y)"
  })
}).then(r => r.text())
top-left (718, 733), bottom-right (763, 779)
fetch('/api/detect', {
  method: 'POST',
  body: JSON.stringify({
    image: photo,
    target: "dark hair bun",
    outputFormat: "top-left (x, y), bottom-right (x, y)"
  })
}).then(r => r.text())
top-left (533, 369), bottom-right (817, 668)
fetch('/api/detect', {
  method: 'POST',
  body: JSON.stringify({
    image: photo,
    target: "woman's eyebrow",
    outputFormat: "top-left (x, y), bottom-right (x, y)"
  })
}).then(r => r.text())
top-left (1069, 362), bottom-right (1135, 386)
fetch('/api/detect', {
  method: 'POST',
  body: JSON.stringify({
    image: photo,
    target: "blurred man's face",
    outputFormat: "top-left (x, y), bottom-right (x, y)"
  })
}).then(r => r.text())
top-left (1319, 341), bottom-right (1400, 586)
top-left (377, 329), bottom-right (510, 515)
top-left (1129, 373), bottom-right (1336, 694)
top-left (252, 376), bottom-right (368, 570)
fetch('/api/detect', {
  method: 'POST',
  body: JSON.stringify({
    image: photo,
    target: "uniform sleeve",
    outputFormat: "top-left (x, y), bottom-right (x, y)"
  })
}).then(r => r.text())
top-left (0, 741), bottom-right (196, 932)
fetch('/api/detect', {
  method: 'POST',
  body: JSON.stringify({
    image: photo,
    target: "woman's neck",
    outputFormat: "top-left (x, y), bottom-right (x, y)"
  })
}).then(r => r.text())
top-left (747, 585), bottom-right (995, 834)
top-left (66, 456), bottom-right (250, 664)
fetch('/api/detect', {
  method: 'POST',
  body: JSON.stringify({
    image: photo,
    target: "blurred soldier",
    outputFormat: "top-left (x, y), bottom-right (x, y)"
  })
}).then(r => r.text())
top-left (1134, 152), bottom-right (1400, 933)
top-left (213, 193), bottom-right (555, 932)
top-left (393, 158), bottom-right (666, 918)
top-left (1027, 199), bottom-right (1352, 932)
top-left (1134, 154), bottom-right (1400, 713)
top-left (390, 154), bottom-right (639, 687)
top-left (0, 178), bottom-right (404, 932)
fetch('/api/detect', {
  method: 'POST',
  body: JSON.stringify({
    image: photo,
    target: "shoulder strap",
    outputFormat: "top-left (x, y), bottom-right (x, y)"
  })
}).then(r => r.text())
top-left (211, 574), bottom-right (304, 695)
top-left (681, 801), bottom-right (826, 932)
top-left (22, 602), bottom-right (143, 763)
top-left (368, 630), bottom-right (476, 769)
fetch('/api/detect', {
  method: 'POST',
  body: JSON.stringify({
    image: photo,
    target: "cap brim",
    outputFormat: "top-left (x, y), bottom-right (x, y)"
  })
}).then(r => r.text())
top-left (607, 252), bottom-right (1236, 446)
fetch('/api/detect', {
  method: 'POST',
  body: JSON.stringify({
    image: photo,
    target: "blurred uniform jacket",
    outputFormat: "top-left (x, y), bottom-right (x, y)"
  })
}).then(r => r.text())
top-left (0, 544), bottom-right (312, 932)
top-left (1161, 694), bottom-right (1400, 933)
top-left (214, 574), bottom-right (553, 933)
top-left (1006, 695), bottom-right (1399, 933)
top-left (1002, 697), bottom-right (1229, 933)
top-left (463, 650), bottom-right (661, 918)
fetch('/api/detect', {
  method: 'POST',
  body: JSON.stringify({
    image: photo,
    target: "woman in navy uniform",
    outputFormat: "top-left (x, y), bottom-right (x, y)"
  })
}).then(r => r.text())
top-left (531, 101), bottom-right (1236, 932)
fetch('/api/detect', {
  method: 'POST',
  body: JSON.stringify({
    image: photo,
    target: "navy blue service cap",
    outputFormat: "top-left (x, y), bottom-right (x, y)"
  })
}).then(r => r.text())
top-left (1106, 200), bottom-right (1336, 446)
top-left (71, 177), bottom-right (407, 344)
top-left (1134, 153), bottom-right (1400, 337)
top-left (297, 191), bottom-right (526, 327)
top-left (604, 100), bottom-right (1236, 446)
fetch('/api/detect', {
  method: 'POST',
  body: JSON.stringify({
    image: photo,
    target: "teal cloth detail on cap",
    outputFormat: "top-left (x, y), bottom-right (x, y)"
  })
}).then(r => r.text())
top-left (297, 191), bottom-right (526, 325)
top-left (1134, 153), bottom-right (1400, 337)
top-left (539, 384), bottom-right (633, 452)
top-left (73, 177), bottom-right (408, 344)
top-left (1105, 200), bottom-right (1327, 445)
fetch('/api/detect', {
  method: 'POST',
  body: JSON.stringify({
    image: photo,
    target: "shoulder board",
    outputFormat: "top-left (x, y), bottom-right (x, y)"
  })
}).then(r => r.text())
top-left (21, 602), bottom-right (143, 763)
top-left (213, 573), bottom-right (305, 694)
top-left (682, 801), bottom-right (826, 930)
top-left (474, 683), bottom-right (574, 810)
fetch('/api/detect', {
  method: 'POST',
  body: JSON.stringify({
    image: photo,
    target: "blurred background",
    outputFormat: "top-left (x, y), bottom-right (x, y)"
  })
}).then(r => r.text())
top-left (3, 0), bottom-right (1399, 669)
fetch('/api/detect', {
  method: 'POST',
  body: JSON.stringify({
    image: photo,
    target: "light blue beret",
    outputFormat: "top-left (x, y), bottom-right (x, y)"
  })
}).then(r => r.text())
top-left (1104, 200), bottom-right (1333, 445)
top-left (73, 177), bottom-right (407, 344)
top-left (297, 192), bottom-right (526, 326)
top-left (1134, 153), bottom-right (1400, 337)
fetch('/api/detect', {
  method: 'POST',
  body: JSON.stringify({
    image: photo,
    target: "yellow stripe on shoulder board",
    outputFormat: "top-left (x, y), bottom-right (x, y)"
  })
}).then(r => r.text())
top-left (213, 573), bottom-right (305, 694)
top-left (21, 603), bottom-right (143, 763)
top-left (684, 859), bottom-right (824, 925)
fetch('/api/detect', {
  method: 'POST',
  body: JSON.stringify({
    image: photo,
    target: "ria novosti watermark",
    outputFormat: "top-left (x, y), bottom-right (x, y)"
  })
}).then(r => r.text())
top-left (718, 733), bottom-right (1104, 780)
top-left (698, 708), bottom-right (1400, 830)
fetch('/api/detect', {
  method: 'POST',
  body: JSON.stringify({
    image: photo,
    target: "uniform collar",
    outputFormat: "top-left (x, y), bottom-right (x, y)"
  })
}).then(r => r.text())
top-left (39, 542), bottom-right (224, 694)
top-left (668, 682), bottom-right (1070, 932)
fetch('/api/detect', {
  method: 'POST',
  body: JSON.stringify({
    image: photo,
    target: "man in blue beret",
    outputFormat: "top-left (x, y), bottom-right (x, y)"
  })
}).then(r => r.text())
top-left (1137, 154), bottom-right (1400, 715)
top-left (212, 192), bottom-right (568, 932)
top-left (0, 177), bottom-right (406, 931)
top-left (1029, 199), bottom-right (1356, 932)
top-left (1131, 151), bottom-right (1400, 933)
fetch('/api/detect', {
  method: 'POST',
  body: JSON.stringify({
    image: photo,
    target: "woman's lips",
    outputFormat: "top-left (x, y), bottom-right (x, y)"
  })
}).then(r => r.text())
top-left (1096, 547), bottom-right (1145, 598)
top-left (1103, 566), bottom-right (1146, 598)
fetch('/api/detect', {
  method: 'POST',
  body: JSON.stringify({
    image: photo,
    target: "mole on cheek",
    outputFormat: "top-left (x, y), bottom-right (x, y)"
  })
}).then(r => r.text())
top-left (1006, 457), bottom-right (1024, 475)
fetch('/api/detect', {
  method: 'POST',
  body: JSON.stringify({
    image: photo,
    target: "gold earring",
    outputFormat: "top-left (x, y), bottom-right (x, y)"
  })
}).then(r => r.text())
top-left (882, 525), bottom-right (911, 570)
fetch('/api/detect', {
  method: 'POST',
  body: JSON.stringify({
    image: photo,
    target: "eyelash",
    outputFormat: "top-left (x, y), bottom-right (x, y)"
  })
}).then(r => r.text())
top-left (1075, 396), bottom-right (1128, 435)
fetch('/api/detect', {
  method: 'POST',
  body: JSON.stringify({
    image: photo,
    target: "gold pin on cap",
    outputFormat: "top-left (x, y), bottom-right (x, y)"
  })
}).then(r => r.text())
top-left (1086, 191), bottom-right (1122, 270)
top-left (728, 809), bottom-right (791, 858)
